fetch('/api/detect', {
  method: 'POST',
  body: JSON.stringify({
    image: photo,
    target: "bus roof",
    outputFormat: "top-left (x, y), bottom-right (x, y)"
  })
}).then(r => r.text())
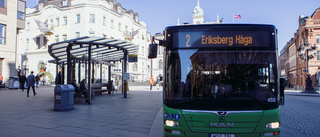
top-left (166, 24), bottom-right (276, 30)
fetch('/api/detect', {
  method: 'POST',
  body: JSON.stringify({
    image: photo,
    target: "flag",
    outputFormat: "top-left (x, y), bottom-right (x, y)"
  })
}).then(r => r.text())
top-left (234, 14), bottom-right (241, 19)
top-left (131, 29), bottom-right (140, 37)
top-left (34, 19), bottom-right (51, 32)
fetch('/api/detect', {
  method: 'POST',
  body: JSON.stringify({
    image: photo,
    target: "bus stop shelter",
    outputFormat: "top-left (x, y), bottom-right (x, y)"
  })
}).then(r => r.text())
top-left (48, 36), bottom-right (138, 103)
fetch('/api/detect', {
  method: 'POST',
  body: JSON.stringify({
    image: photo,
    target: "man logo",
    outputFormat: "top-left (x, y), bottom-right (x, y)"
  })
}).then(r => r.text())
top-left (218, 111), bottom-right (227, 116)
top-left (210, 122), bottom-right (234, 128)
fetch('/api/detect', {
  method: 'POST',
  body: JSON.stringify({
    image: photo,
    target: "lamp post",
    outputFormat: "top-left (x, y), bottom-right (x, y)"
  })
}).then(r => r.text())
top-left (297, 41), bottom-right (318, 93)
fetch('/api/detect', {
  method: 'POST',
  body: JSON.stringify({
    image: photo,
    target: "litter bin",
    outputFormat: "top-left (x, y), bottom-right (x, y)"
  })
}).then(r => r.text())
top-left (54, 85), bottom-right (74, 111)
top-left (8, 76), bottom-right (19, 89)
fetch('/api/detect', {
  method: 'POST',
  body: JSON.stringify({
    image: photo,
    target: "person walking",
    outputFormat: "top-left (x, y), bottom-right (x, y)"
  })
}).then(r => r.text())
top-left (0, 73), bottom-right (3, 85)
top-left (26, 71), bottom-right (37, 97)
top-left (150, 75), bottom-right (154, 91)
top-left (19, 74), bottom-right (27, 92)
top-left (35, 74), bottom-right (40, 88)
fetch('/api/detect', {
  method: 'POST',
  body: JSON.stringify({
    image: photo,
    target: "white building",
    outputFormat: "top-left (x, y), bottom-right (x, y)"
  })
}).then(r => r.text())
top-left (19, 0), bottom-right (151, 83)
top-left (179, 0), bottom-right (222, 25)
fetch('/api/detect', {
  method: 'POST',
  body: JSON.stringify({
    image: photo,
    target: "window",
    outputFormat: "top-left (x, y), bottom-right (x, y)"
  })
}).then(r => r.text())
top-left (26, 38), bottom-right (29, 51)
top-left (62, 0), bottom-right (68, 6)
top-left (137, 45), bottom-right (139, 55)
top-left (89, 14), bottom-right (95, 23)
top-left (17, 0), bottom-right (25, 20)
top-left (317, 35), bottom-right (320, 44)
top-left (118, 7), bottom-right (122, 14)
top-left (159, 59), bottom-right (163, 69)
top-left (0, 0), bottom-right (5, 8)
top-left (118, 23), bottom-right (121, 31)
top-left (317, 51), bottom-right (320, 61)
top-left (75, 32), bottom-right (80, 38)
top-left (36, 37), bottom-right (41, 49)
top-left (38, 3), bottom-right (43, 10)
top-left (111, 19), bottom-right (114, 29)
top-left (76, 14), bottom-right (80, 23)
top-left (133, 63), bottom-right (137, 71)
top-left (55, 35), bottom-right (59, 43)
top-left (55, 17), bottom-right (60, 26)
top-left (62, 34), bottom-right (67, 41)
top-left (26, 22), bottom-right (30, 30)
top-left (0, 24), bottom-right (5, 44)
top-left (103, 16), bottom-right (106, 26)
top-left (142, 46), bottom-right (144, 56)
top-left (63, 16), bottom-right (67, 25)
top-left (50, 19), bottom-right (53, 27)
top-left (44, 20), bottom-right (48, 27)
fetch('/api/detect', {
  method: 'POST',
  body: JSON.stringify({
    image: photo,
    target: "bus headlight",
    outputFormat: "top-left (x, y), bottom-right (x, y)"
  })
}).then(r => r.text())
top-left (165, 120), bottom-right (179, 127)
top-left (266, 122), bottom-right (280, 129)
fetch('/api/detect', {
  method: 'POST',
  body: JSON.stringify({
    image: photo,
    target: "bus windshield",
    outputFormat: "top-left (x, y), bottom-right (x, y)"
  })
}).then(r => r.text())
top-left (164, 49), bottom-right (279, 111)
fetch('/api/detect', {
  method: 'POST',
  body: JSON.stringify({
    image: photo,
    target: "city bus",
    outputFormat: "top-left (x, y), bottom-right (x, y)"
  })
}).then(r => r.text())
top-left (149, 24), bottom-right (285, 137)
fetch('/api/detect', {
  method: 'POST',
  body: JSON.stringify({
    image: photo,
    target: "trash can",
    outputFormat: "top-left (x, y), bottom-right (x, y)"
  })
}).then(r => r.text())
top-left (54, 85), bottom-right (74, 111)
top-left (8, 76), bottom-right (19, 89)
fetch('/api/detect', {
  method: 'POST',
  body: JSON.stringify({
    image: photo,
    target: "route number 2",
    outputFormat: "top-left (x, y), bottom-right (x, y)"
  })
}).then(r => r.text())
top-left (186, 34), bottom-right (191, 47)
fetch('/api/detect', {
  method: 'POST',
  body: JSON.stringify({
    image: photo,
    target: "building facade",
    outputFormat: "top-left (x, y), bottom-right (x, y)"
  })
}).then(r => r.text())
top-left (280, 8), bottom-right (320, 89)
top-left (19, 0), bottom-right (151, 84)
top-left (0, 0), bottom-right (26, 85)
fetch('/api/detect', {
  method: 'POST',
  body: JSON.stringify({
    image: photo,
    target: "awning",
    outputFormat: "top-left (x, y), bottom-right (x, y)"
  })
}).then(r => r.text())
top-left (48, 36), bottom-right (138, 65)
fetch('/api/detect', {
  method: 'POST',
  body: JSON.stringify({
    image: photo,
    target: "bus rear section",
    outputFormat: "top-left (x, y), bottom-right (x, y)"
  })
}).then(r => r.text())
top-left (161, 24), bottom-right (282, 137)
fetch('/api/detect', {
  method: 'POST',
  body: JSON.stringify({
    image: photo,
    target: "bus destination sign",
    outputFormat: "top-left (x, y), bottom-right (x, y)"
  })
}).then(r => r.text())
top-left (176, 30), bottom-right (272, 49)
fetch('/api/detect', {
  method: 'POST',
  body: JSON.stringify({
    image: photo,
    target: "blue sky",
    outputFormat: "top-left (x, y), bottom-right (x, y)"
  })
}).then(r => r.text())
top-left (27, 0), bottom-right (319, 51)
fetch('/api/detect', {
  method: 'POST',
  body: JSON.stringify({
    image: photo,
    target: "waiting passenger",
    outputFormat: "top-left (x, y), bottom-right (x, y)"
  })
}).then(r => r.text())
top-left (80, 79), bottom-right (89, 98)
top-left (107, 80), bottom-right (115, 94)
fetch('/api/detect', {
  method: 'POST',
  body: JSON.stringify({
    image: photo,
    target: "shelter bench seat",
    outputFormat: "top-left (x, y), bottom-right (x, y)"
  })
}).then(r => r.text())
top-left (91, 83), bottom-right (111, 95)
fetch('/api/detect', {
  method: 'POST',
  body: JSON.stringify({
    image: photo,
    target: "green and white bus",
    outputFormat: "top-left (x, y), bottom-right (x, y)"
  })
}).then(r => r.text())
top-left (149, 24), bottom-right (285, 137)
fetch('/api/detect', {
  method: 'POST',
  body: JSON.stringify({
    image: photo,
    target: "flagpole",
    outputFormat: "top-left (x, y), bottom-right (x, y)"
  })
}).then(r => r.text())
top-left (233, 14), bottom-right (234, 24)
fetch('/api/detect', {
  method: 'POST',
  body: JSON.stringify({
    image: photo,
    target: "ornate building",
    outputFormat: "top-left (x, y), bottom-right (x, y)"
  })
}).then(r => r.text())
top-left (280, 8), bottom-right (320, 89)
top-left (0, 0), bottom-right (26, 85)
top-left (179, 0), bottom-right (221, 25)
top-left (192, 0), bottom-right (205, 24)
top-left (19, 0), bottom-right (151, 84)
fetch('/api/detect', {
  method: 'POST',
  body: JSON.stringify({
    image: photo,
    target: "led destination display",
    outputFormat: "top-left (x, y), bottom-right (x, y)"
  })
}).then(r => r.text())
top-left (175, 30), bottom-right (272, 49)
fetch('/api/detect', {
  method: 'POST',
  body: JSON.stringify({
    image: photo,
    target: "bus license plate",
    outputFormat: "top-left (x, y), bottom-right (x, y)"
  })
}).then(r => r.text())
top-left (209, 134), bottom-right (235, 137)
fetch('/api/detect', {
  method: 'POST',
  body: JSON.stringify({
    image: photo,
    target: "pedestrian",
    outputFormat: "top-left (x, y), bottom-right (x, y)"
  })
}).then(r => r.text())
top-left (0, 73), bottom-right (3, 85)
top-left (55, 72), bottom-right (62, 85)
top-left (150, 75), bottom-right (154, 91)
top-left (19, 74), bottom-right (27, 92)
top-left (26, 71), bottom-right (37, 97)
top-left (35, 74), bottom-right (40, 88)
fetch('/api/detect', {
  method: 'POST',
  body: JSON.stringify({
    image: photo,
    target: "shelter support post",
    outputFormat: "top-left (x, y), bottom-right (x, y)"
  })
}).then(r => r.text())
top-left (72, 58), bottom-right (76, 82)
top-left (92, 63), bottom-right (95, 83)
top-left (62, 62), bottom-right (65, 84)
top-left (123, 50), bottom-right (128, 98)
top-left (88, 44), bottom-right (92, 104)
top-left (108, 65), bottom-right (111, 82)
top-left (78, 60), bottom-right (81, 83)
top-left (67, 45), bottom-right (72, 84)
top-left (100, 64), bottom-right (102, 83)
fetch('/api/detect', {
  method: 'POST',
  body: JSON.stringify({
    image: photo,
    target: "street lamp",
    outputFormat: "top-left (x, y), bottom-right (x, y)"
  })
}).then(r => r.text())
top-left (297, 41), bottom-right (318, 93)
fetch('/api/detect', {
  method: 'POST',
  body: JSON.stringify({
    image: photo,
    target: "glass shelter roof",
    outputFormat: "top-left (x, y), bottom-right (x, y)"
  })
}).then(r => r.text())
top-left (48, 36), bottom-right (138, 65)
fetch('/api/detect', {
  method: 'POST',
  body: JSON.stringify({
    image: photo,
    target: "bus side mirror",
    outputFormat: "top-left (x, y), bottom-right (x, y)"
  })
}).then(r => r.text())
top-left (148, 44), bottom-right (158, 59)
top-left (280, 78), bottom-right (285, 106)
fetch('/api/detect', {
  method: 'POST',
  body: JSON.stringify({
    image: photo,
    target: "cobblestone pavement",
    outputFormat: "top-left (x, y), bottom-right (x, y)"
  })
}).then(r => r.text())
top-left (281, 95), bottom-right (320, 137)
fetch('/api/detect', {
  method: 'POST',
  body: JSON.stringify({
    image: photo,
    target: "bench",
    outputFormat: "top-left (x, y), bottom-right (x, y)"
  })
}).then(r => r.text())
top-left (0, 84), bottom-right (4, 89)
top-left (91, 83), bottom-right (111, 95)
